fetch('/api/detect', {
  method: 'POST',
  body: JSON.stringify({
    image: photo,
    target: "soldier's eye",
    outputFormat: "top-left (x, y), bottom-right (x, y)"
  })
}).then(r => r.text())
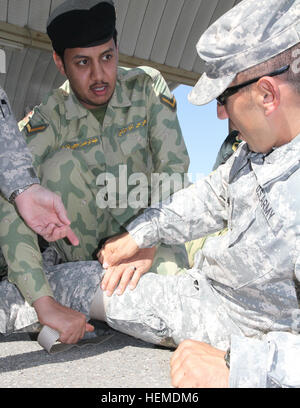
top-left (103, 54), bottom-right (113, 62)
top-left (78, 59), bottom-right (88, 66)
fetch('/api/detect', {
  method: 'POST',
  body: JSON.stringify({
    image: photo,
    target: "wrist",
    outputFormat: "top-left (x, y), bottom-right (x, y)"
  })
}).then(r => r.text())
top-left (33, 295), bottom-right (55, 313)
top-left (224, 347), bottom-right (231, 369)
top-left (10, 183), bottom-right (40, 204)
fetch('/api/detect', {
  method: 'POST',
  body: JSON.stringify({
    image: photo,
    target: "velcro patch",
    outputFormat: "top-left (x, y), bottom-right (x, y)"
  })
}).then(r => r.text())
top-left (159, 94), bottom-right (177, 111)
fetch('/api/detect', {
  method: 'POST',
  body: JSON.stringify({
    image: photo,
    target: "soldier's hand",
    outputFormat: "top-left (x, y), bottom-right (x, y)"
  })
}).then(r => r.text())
top-left (15, 184), bottom-right (79, 245)
top-left (97, 232), bottom-right (139, 267)
top-left (100, 247), bottom-right (157, 296)
top-left (33, 296), bottom-right (94, 344)
top-left (170, 340), bottom-right (229, 388)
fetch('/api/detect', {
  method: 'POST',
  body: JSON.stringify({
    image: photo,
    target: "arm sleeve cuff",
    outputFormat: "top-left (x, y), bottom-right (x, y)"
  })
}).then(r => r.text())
top-left (229, 334), bottom-right (271, 388)
top-left (126, 210), bottom-right (160, 248)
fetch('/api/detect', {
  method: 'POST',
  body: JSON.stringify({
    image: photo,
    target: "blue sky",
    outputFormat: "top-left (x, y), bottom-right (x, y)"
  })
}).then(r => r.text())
top-left (174, 85), bottom-right (229, 181)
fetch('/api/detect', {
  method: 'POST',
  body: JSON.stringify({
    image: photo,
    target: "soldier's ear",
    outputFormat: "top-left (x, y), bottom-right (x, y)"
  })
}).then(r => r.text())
top-left (53, 51), bottom-right (66, 76)
top-left (256, 77), bottom-right (280, 116)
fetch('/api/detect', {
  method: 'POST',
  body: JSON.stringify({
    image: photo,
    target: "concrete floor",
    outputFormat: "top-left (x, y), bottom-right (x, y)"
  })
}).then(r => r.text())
top-left (0, 321), bottom-right (174, 389)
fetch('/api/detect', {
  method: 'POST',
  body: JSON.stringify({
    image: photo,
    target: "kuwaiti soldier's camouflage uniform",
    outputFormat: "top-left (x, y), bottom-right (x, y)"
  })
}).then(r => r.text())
top-left (0, 66), bottom-right (189, 305)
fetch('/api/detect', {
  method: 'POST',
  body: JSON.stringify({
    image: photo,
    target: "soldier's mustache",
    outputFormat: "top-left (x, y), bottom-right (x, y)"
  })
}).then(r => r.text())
top-left (90, 82), bottom-right (109, 89)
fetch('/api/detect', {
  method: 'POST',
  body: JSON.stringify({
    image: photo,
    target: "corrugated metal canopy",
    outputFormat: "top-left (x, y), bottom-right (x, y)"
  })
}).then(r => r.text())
top-left (0, 0), bottom-right (242, 120)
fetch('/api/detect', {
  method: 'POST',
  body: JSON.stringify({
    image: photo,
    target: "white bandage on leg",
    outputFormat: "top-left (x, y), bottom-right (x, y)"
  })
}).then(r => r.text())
top-left (89, 286), bottom-right (109, 322)
top-left (37, 288), bottom-right (109, 354)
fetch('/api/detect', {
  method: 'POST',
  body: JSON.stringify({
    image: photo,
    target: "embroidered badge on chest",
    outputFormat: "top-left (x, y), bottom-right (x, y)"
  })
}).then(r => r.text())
top-left (61, 137), bottom-right (99, 150)
top-left (118, 119), bottom-right (147, 137)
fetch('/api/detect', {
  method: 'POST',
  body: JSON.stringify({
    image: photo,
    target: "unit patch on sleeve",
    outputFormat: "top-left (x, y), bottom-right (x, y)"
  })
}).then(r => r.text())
top-left (159, 94), bottom-right (177, 112)
top-left (24, 122), bottom-right (49, 136)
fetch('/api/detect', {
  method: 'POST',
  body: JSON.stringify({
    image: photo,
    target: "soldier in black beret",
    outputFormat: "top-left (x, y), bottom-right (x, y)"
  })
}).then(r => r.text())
top-left (47, 0), bottom-right (118, 108)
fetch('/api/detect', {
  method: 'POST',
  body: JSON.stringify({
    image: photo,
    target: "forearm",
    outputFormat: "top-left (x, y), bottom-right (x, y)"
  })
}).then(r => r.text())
top-left (0, 195), bottom-right (53, 304)
top-left (127, 171), bottom-right (229, 249)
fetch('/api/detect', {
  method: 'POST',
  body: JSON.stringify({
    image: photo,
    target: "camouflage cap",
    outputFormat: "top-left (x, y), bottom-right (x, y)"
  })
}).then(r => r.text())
top-left (47, 0), bottom-right (116, 55)
top-left (189, 0), bottom-right (300, 106)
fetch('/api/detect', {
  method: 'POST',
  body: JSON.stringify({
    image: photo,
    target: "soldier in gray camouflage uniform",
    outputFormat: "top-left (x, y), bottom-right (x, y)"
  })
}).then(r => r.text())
top-left (2, 0), bottom-right (300, 388)
top-left (0, 0), bottom-right (189, 343)
top-left (97, 0), bottom-right (300, 388)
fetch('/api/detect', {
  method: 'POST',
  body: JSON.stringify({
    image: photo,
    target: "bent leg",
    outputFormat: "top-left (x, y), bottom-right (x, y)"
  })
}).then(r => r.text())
top-left (1, 263), bottom-right (241, 351)
top-left (0, 259), bottom-right (103, 334)
top-left (0, 277), bottom-right (38, 334)
top-left (102, 271), bottom-right (241, 350)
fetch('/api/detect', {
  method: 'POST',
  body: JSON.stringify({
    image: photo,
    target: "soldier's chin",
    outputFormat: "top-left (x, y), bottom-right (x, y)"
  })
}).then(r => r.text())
top-left (80, 96), bottom-right (110, 109)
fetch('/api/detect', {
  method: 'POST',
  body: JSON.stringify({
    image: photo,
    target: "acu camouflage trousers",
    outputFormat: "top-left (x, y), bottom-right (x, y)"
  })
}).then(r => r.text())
top-left (0, 248), bottom-right (241, 351)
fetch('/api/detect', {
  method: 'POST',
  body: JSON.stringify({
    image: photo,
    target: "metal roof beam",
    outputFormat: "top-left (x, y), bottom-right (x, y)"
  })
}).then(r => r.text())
top-left (0, 21), bottom-right (199, 86)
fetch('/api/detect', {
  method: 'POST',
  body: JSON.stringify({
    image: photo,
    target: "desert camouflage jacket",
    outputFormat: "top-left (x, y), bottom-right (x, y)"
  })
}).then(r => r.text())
top-left (0, 66), bottom-right (189, 304)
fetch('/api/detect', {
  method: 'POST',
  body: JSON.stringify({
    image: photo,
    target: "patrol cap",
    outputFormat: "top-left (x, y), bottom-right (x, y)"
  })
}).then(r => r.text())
top-left (189, 0), bottom-right (300, 106)
top-left (47, 0), bottom-right (116, 55)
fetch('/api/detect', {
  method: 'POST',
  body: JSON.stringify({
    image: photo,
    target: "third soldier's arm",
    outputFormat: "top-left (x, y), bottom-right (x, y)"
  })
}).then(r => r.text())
top-left (0, 106), bottom-right (90, 341)
top-left (147, 72), bottom-right (190, 204)
top-left (98, 160), bottom-right (233, 266)
top-left (126, 159), bottom-right (232, 249)
top-left (0, 106), bottom-right (58, 305)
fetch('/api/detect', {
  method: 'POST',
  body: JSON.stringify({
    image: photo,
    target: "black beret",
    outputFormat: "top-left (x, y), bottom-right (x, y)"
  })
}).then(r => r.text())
top-left (47, 0), bottom-right (116, 55)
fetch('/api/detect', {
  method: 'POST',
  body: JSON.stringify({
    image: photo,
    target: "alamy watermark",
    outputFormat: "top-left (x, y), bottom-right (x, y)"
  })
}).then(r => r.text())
top-left (95, 165), bottom-right (204, 209)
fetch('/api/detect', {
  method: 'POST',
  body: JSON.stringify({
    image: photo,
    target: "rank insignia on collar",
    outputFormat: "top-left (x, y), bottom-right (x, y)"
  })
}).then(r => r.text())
top-left (25, 122), bottom-right (49, 135)
top-left (159, 94), bottom-right (177, 111)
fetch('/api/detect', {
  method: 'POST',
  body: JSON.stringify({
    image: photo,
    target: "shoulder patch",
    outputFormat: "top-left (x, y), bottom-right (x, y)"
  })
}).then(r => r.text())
top-left (25, 121), bottom-right (49, 136)
top-left (19, 110), bottom-right (49, 136)
top-left (159, 94), bottom-right (177, 112)
top-left (119, 66), bottom-right (160, 82)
